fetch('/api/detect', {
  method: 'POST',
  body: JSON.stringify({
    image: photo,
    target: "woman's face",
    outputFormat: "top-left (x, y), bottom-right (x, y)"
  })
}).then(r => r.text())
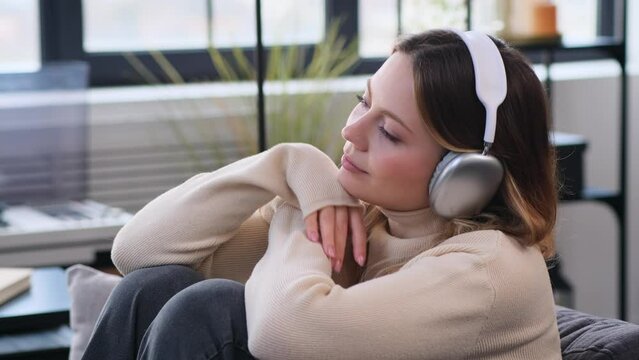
top-left (338, 52), bottom-right (444, 211)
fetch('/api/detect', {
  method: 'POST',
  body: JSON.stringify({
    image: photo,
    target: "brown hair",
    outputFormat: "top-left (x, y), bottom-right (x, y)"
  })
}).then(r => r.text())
top-left (374, 29), bottom-right (558, 259)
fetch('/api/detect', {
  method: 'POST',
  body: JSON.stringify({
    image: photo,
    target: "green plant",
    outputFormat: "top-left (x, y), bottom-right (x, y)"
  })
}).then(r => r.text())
top-left (124, 19), bottom-right (359, 171)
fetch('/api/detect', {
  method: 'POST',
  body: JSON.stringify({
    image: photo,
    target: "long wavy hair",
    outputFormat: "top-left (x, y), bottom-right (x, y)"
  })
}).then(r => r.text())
top-left (365, 29), bottom-right (558, 259)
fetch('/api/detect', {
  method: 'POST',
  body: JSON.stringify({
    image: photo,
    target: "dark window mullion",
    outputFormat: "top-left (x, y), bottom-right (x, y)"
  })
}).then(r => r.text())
top-left (88, 44), bottom-right (327, 87)
top-left (597, 0), bottom-right (615, 37)
top-left (88, 48), bottom-right (248, 87)
top-left (327, 0), bottom-right (387, 75)
top-left (325, 0), bottom-right (357, 44)
top-left (40, 0), bottom-right (84, 62)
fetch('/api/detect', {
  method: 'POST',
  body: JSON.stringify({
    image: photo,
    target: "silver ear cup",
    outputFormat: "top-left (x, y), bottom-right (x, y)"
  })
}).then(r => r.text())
top-left (429, 152), bottom-right (504, 219)
top-left (428, 152), bottom-right (463, 196)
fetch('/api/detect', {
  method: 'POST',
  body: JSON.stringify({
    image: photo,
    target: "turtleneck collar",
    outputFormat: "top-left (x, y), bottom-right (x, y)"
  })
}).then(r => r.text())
top-left (360, 206), bottom-right (447, 282)
top-left (378, 206), bottom-right (446, 240)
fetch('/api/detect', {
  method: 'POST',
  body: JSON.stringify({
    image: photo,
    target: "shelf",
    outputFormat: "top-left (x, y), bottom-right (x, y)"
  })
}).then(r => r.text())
top-left (512, 36), bottom-right (623, 51)
top-left (511, 36), bottom-right (625, 63)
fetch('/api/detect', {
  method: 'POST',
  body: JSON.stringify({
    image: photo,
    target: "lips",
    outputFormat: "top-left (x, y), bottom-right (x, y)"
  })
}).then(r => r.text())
top-left (341, 154), bottom-right (367, 173)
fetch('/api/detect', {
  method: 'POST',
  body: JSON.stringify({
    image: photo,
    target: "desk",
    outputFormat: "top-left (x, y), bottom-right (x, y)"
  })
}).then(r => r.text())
top-left (0, 268), bottom-right (71, 359)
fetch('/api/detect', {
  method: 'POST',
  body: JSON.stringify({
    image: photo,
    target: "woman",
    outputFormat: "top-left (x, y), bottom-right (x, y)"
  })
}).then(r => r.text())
top-left (83, 29), bottom-right (561, 359)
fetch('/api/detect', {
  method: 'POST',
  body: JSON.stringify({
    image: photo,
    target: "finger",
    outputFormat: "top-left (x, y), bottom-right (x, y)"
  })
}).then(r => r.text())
top-left (334, 207), bottom-right (348, 272)
top-left (349, 207), bottom-right (367, 266)
top-left (319, 206), bottom-right (336, 259)
top-left (304, 212), bottom-right (320, 242)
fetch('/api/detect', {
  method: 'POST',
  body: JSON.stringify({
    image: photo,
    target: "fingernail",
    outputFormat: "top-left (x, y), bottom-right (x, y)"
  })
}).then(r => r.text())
top-left (311, 231), bottom-right (319, 242)
top-left (327, 245), bottom-right (335, 258)
top-left (335, 260), bottom-right (342, 273)
top-left (357, 255), bottom-right (365, 266)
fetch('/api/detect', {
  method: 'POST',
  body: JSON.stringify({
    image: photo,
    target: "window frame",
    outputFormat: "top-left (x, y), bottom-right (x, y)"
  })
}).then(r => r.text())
top-left (38, 0), bottom-right (620, 87)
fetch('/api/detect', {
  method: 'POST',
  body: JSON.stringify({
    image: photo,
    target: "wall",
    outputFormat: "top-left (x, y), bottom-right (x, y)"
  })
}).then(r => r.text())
top-left (553, 0), bottom-right (639, 322)
top-left (552, 65), bottom-right (621, 320)
top-left (626, 0), bottom-right (639, 324)
top-left (555, 71), bottom-right (639, 322)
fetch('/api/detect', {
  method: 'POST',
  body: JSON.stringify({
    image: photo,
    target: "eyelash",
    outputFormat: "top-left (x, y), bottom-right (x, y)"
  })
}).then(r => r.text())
top-left (378, 125), bottom-right (400, 143)
top-left (355, 94), bottom-right (399, 143)
top-left (356, 94), bottom-right (368, 107)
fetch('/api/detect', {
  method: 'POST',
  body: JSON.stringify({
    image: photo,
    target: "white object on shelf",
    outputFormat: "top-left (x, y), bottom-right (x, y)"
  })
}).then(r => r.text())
top-left (0, 200), bottom-right (132, 267)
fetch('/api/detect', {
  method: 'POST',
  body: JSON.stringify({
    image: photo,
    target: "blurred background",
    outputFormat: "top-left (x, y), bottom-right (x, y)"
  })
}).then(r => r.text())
top-left (0, 0), bottom-right (638, 323)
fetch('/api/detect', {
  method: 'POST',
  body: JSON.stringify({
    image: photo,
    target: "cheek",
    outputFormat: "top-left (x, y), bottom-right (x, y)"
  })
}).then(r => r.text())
top-left (366, 151), bottom-right (433, 209)
top-left (374, 151), bottom-right (433, 188)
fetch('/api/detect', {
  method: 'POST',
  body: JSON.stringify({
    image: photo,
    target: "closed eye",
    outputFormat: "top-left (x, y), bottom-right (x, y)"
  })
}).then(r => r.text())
top-left (378, 125), bottom-right (400, 143)
top-left (356, 94), bottom-right (369, 108)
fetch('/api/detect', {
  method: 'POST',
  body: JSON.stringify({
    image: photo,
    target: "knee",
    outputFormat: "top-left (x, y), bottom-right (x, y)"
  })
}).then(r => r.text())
top-left (109, 265), bottom-right (204, 305)
top-left (139, 280), bottom-right (249, 358)
top-left (153, 279), bottom-right (246, 333)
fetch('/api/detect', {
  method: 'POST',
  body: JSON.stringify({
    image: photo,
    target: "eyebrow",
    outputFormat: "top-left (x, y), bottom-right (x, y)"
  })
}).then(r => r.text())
top-left (367, 78), bottom-right (413, 134)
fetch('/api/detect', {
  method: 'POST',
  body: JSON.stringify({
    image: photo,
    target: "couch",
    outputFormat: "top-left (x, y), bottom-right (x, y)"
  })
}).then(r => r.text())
top-left (67, 265), bottom-right (639, 360)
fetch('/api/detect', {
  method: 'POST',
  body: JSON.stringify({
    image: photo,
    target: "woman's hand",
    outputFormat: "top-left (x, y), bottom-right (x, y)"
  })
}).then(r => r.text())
top-left (304, 206), bottom-right (367, 272)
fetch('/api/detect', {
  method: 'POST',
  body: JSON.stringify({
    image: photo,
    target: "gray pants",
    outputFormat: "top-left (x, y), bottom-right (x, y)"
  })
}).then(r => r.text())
top-left (82, 265), bottom-right (256, 360)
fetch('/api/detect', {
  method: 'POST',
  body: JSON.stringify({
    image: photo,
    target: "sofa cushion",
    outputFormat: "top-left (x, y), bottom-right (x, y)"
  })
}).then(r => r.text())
top-left (66, 264), bottom-right (122, 360)
top-left (556, 305), bottom-right (639, 360)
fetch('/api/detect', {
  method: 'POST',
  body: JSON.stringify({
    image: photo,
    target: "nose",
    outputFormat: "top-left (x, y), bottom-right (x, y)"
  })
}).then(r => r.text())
top-left (341, 116), bottom-right (369, 151)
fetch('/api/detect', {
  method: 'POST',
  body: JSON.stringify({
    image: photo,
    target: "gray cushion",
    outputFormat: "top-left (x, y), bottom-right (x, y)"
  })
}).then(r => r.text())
top-left (556, 305), bottom-right (639, 360)
top-left (66, 264), bottom-right (122, 360)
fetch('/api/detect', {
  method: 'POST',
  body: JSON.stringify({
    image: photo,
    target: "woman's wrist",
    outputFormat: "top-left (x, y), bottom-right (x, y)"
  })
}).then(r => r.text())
top-left (273, 143), bottom-right (361, 217)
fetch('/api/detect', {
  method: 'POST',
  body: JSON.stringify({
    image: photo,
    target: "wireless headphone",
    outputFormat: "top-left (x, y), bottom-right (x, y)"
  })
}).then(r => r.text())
top-left (428, 30), bottom-right (507, 219)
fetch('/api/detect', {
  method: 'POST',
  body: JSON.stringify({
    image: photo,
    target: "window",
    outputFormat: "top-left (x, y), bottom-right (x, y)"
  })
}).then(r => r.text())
top-left (401, 0), bottom-right (466, 33)
top-left (630, 0), bottom-right (639, 68)
top-left (358, 0), bottom-right (398, 58)
top-left (10, 0), bottom-right (622, 86)
top-left (212, 0), bottom-right (325, 47)
top-left (0, 0), bottom-right (39, 73)
top-left (358, 0), bottom-right (467, 58)
top-left (83, 0), bottom-right (209, 52)
top-left (80, 0), bottom-right (326, 85)
top-left (471, 0), bottom-right (599, 41)
top-left (358, 0), bottom-right (601, 58)
top-left (82, 0), bottom-right (325, 52)
top-left (555, 0), bottom-right (598, 41)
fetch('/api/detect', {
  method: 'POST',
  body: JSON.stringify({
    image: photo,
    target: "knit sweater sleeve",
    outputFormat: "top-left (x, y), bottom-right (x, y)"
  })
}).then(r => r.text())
top-left (245, 203), bottom-right (495, 360)
top-left (110, 143), bottom-right (359, 278)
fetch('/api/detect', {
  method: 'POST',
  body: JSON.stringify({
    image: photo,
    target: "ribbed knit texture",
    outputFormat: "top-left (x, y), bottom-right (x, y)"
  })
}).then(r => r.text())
top-left (111, 143), bottom-right (561, 360)
top-left (111, 143), bottom-right (359, 277)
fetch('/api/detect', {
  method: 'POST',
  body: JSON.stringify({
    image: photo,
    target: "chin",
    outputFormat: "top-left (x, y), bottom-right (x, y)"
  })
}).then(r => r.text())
top-left (337, 168), bottom-right (362, 198)
top-left (337, 168), bottom-right (373, 204)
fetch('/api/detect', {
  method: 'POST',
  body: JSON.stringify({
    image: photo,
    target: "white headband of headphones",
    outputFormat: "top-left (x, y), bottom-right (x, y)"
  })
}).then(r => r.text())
top-left (452, 30), bottom-right (507, 147)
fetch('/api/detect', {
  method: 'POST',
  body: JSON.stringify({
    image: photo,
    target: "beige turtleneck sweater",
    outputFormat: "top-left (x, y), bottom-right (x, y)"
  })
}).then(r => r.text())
top-left (111, 143), bottom-right (561, 360)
